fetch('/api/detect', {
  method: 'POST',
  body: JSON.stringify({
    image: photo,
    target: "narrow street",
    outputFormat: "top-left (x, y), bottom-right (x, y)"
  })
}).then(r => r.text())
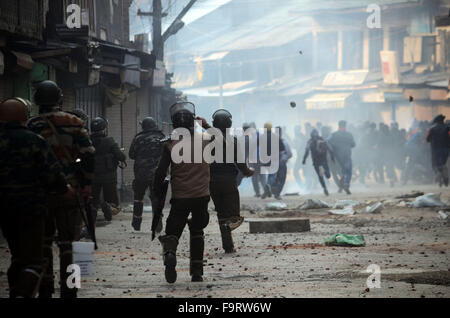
top-left (1, 185), bottom-right (448, 298)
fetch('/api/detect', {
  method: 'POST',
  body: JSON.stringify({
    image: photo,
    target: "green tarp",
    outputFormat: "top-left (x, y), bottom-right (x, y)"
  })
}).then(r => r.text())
top-left (324, 234), bottom-right (366, 247)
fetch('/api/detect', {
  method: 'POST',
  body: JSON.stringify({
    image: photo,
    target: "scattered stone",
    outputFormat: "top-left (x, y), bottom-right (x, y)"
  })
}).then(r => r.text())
top-left (438, 211), bottom-right (448, 220)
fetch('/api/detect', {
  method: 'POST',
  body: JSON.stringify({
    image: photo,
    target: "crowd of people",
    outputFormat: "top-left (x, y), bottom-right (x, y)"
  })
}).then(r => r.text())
top-left (240, 116), bottom-right (450, 199)
top-left (291, 118), bottom-right (449, 193)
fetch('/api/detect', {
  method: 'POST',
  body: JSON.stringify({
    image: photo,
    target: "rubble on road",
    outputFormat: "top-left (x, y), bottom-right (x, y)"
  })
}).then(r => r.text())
top-left (395, 192), bottom-right (425, 199)
top-left (329, 205), bottom-right (355, 216)
top-left (299, 199), bottom-right (331, 210)
top-left (333, 200), bottom-right (361, 209)
top-left (437, 211), bottom-right (448, 220)
top-left (361, 202), bottom-right (384, 214)
top-left (396, 201), bottom-right (408, 207)
top-left (266, 202), bottom-right (289, 211)
top-left (241, 204), bottom-right (262, 213)
top-left (408, 193), bottom-right (446, 208)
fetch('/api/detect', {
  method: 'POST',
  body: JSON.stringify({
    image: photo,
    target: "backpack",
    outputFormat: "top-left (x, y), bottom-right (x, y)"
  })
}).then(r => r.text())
top-left (316, 139), bottom-right (328, 155)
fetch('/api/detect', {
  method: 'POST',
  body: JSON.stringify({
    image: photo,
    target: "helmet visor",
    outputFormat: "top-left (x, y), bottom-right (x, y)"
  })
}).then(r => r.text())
top-left (170, 102), bottom-right (195, 118)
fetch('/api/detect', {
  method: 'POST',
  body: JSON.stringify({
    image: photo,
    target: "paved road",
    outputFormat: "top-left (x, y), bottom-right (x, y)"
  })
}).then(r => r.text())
top-left (1, 184), bottom-right (449, 298)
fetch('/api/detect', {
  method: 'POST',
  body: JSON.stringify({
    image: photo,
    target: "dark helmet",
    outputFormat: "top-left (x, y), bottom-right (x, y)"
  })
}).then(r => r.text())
top-left (141, 117), bottom-right (157, 131)
top-left (433, 114), bottom-right (445, 124)
top-left (34, 80), bottom-right (63, 108)
top-left (170, 102), bottom-right (195, 129)
top-left (91, 117), bottom-right (108, 133)
top-left (212, 109), bottom-right (232, 130)
top-left (0, 98), bottom-right (31, 123)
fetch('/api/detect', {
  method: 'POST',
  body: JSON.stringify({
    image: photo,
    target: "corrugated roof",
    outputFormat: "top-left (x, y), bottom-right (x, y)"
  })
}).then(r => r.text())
top-left (182, 0), bottom-right (419, 55)
top-left (191, 2), bottom-right (313, 54)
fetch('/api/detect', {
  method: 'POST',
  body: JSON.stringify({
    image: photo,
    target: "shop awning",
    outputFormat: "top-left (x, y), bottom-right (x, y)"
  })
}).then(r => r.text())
top-left (305, 92), bottom-right (353, 110)
top-left (182, 81), bottom-right (256, 97)
top-left (11, 51), bottom-right (34, 70)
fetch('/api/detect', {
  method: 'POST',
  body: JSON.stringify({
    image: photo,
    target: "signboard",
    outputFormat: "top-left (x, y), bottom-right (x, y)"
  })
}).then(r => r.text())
top-left (305, 93), bottom-right (352, 110)
top-left (322, 70), bottom-right (369, 87)
top-left (380, 51), bottom-right (400, 84)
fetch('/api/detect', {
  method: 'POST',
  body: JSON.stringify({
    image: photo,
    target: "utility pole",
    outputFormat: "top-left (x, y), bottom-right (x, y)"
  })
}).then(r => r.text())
top-left (137, 0), bottom-right (198, 62)
top-left (152, 0), bottom-right (163, 61)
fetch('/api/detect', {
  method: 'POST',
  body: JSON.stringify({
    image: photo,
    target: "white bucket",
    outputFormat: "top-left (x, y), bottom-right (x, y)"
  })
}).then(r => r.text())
top-left (72, 242), bottom-right (95, 277)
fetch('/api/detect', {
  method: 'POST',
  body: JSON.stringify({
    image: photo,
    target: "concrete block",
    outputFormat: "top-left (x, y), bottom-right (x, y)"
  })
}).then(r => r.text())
top-left (249, 218), bottom-right (310, 234)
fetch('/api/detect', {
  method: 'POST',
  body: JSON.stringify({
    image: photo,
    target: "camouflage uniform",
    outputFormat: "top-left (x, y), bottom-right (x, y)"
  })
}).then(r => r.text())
top-left (28, 110), bottom-right (95, 298)
top-left (0, 122), bottom-right (67, 298)
top-left (129, 128), bottom-right (165, 230)
top-left (90, 132), bottom-right (126, 218)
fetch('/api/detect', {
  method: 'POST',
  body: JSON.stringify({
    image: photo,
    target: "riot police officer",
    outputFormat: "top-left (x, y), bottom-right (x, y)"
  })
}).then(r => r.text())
top-left (0, 98), bottom-right (69, 298)
top-left (207, 109), bottom-right (253, 253)
top-left (129, 117), bottom-right (165, 231)
top-left (90, 117), bottom-right (126, 221)
top-left (153, 102), bottom-right (210, 283)
top-left (28, 80), bottom-right (95, 298)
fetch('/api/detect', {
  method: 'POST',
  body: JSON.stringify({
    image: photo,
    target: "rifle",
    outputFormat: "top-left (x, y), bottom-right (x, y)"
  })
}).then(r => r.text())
top-left (151, 178), bottom-right (169, 241)
top-left (79, 194), bottom-right (98, 250)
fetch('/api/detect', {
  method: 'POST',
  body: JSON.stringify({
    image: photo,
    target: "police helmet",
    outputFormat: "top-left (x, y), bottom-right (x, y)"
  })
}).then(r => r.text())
top-left (91, 117), bottom-right (108, 133)
top-left (34, 80), bottom-right (63, 108)
top-left (170, 102), bottom-right (195, 129)
top-left (0, 98), bottom-right (31, 123)
top-left (141, 117), bottom-right (157, 131)
top-left (212, 109), bottom-right (232, 130)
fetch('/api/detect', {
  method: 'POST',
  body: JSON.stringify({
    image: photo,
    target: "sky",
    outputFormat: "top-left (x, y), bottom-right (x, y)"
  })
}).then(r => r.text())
top-left (129, 0), bottom-right (232, 40)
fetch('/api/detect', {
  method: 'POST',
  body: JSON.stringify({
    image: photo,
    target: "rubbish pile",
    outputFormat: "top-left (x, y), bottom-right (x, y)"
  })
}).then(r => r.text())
top-left (362, 202), bottom-right (384, 214)
top-left (299, 199), bottom-right (331, 210)
top-left (408, 193), bottom-right (446, 208)
top-left (329, 205), bottom-right (355, 216)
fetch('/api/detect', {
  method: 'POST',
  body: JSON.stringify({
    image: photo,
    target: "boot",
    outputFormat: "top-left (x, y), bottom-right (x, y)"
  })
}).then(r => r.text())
top-left (229, 216), bottom-right (244, 231)
top-left (101, 202), bottom-right (112, 221)
top-left (110, 204), bottom-right (120, 216)
top-left (261, 185), bottom-right (272, 199)
top-left (189, 230), bottom-right (205, 282)
top-left (158, 235), bottom-right (178, 284)
top-left (132, 201), bottom-right (144, 231)
top-left (219, 222), bottom-right (235, 254)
